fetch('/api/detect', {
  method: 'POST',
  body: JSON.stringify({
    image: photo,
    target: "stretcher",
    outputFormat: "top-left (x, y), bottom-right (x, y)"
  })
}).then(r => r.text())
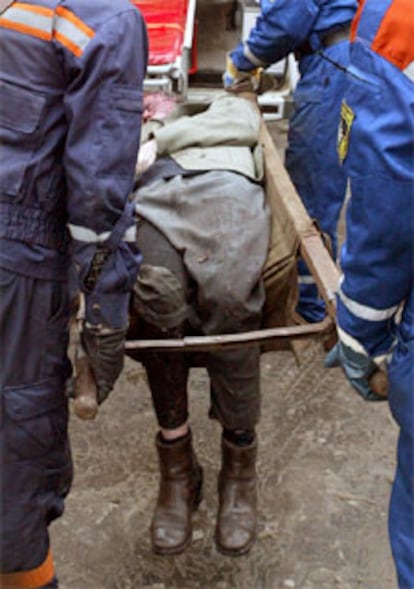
top-left (125, 106), bottom-right (340, 356)
top-left (74, 106), bottom-right (389, 422)
top-left (133, 0), bottom-right (197, 96)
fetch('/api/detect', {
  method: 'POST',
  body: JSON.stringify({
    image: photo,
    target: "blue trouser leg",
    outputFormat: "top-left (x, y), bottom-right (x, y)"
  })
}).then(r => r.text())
top-left (388, 291), bottom-right (414, 588)
top-left (286, 46), bottom-right (349, 322)
top-left (0, 269), bottom-right (73, 587)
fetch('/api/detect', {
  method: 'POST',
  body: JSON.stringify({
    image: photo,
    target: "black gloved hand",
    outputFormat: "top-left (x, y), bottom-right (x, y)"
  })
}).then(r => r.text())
top-left (81, 324), bottom-right (127, 404)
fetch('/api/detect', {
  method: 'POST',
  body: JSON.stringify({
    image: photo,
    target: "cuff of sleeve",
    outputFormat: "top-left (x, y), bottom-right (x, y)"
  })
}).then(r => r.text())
top-left (231, 43), bottom-right (263, 72)
top-left (85, 292), bottom-right (130, 330)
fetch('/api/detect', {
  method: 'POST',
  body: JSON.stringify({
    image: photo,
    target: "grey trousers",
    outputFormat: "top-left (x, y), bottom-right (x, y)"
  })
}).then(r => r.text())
top-left (130, 171), bottom-right (270, 431)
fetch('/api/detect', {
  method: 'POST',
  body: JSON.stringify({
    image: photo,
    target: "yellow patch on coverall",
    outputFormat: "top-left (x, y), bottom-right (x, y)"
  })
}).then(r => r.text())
top-left (337, 100), bottom-right (355, 164)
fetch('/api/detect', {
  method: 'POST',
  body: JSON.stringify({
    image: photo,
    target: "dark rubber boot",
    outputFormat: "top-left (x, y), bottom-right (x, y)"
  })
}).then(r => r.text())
top-left (151, 431), bottom-right (203, 555)
top-left (215, 436), bottom-right (258, 556)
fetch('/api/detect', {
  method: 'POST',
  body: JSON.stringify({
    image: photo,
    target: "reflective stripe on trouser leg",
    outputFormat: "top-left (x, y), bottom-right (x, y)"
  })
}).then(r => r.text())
top-left (0, 550), bottom-right (55, 588)
top-left (296, 259), bottom-right (326, 322)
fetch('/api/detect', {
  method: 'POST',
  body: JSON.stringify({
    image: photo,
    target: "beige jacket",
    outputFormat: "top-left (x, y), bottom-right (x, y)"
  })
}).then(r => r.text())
top-left (145, 94), bottom-right (264, 182)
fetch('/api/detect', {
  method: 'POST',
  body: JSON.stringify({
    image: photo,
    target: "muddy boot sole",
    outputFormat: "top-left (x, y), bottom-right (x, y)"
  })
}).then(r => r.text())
top-left (214, 531), bottom-right (255, 557)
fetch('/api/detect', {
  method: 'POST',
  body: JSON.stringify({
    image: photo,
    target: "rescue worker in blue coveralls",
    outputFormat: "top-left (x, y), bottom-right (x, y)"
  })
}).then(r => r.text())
top-left (0, 1), bottom-right (147, 587)
top-left (325, 1), bottom-right (414, 587)
top-left (224, 0), bottom-right (357, 323)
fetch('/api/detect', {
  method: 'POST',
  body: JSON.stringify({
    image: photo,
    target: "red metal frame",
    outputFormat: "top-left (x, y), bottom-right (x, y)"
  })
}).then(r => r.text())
top-left (133, 0), bottom-right (196, 69)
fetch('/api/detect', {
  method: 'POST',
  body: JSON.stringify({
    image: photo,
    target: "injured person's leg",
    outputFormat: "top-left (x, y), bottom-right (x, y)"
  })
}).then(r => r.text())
top-left (128, 216), bottom-right (261, 555)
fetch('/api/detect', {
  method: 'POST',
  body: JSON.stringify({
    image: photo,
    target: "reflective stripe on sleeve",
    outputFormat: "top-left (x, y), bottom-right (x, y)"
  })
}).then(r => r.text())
top-left (338, 277), bottom-right (399, 322)
top-left (338, 326), bottom-right (391, 368)
top-left (68, 223), bottom-right (137, 243)
top-left (298, 275), bottom-right (316, 285)
top-left (243, 44), bottom-right (267, 67)
top-left (0, 550), bottom-right (54, 588)
top-left (0, 2), bottom-right (53, 41)
top-left (0, 2), bottom-right (95, 56)
top-left (54, 6), bottom-right (95, 58)
top-left (337, 325), bottom-right (368, 355)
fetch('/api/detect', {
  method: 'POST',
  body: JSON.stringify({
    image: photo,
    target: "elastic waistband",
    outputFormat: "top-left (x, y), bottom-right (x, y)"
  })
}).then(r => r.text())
top-left (0, 202), bottom-right (68, 251)
top-left (321, 23), bottom-right (351, 48)
top-left (295, 23), bottom-right (351, 60)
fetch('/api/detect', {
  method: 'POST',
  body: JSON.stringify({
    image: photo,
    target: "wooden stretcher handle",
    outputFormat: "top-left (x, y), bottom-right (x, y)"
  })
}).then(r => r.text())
top-left (369, 369), bottom-right (389, 399)
top-left (73, 353), bottom-right (98, 420)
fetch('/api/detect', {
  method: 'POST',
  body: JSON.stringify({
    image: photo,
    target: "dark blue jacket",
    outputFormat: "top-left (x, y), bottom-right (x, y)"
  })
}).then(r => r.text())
top-left (0, 0), bottom-right (148, 328)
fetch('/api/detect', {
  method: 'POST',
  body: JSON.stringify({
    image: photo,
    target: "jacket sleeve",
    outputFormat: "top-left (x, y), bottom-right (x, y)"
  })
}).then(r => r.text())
top-left (61, 8), bottom-right (148, 329)
top-left (230, 0), bottom-right (319, 71)
top-left (336, 55), bottom-right (414, 363)
top-left (337, 173), bottom-right (413, 363)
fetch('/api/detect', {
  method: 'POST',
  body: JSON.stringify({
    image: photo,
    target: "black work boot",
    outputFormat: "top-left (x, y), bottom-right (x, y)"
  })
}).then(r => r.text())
top-left (215, 435), bottom-right (258, 556)
top-left (151, 430), bottom-right (203, 555)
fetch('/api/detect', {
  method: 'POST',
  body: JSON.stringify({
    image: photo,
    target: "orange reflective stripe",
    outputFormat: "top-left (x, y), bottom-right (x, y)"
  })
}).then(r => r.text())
top-left (0, 17), bottom-right (51, 40)
top-left (11, 1), bottom-right (52, 17)
top-left (54, 6), bottom-right (95, 57)
top-left (0, 550), bottom-right (54, 589)
top-left (0, 2), bottom-right (53, 41)
top-left (54, 29), bottom-right (82, 57)
top-left (371, 0), bottom-right (414, 70)
top-left (55, 6), bottom-right (94, 39)
top-left (0, 2), bottom-right (95, 57)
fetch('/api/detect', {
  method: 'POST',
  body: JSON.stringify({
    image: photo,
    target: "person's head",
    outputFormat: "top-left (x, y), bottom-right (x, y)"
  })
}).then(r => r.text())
top-left (143, 92), bottom-right (178, 122)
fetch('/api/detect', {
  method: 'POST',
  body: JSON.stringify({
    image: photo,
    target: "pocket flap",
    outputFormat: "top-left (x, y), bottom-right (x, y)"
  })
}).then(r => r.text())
top-left (0, 81), bottom-right (46, 134)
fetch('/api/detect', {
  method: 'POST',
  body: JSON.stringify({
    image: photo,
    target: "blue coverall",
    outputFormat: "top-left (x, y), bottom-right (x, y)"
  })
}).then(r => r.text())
top-left (0, 1), bottom-right (147, 586)
top-left (336, 1), bottom-right (414, 586)
top-left (229, 0), bottom-right (357, 322)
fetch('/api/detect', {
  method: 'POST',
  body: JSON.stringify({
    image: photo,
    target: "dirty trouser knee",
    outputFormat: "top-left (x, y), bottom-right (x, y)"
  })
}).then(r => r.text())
top-left (0, 269), bottom-right (73, 586)
top-left (133, 217), bottom-right (263, 431)
top-left (204, 283), bottom-right (263, 432)
top-left (202, 274), bottom-right (263, 432)
top-left (133, 220), bottom-right (192, 430)
top-left (388, 295), bottom-right (414, 589)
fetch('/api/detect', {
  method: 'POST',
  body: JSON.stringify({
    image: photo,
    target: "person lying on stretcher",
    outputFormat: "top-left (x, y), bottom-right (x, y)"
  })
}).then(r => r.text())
top-left (126, 92), bottom-right (270, 556)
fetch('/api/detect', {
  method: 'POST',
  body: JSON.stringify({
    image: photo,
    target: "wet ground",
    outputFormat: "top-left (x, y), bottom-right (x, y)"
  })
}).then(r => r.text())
top-left (53, 336), bottom-right (398, 589)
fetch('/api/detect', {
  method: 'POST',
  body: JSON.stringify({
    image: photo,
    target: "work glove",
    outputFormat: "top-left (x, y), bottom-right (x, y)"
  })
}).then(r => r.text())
top-left (325, 340), bottom-right (387, 402)
top-left (223, 53), bottom-right (274, 94)
top-left (81, 323), bottom-right (127, 405)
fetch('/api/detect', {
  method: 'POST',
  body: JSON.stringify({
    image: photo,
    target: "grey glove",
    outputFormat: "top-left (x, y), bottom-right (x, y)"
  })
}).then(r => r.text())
top-left (325, 341), bottom-right (386, 402)
top-left (81, 324), bottom-right (126, 404)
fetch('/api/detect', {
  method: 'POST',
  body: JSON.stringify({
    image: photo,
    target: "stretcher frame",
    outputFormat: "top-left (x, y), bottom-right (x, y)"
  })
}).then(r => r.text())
top-left (136, 0), bottom-right (197, 97)
top-left (125, 107), bottom-right (340, 355)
